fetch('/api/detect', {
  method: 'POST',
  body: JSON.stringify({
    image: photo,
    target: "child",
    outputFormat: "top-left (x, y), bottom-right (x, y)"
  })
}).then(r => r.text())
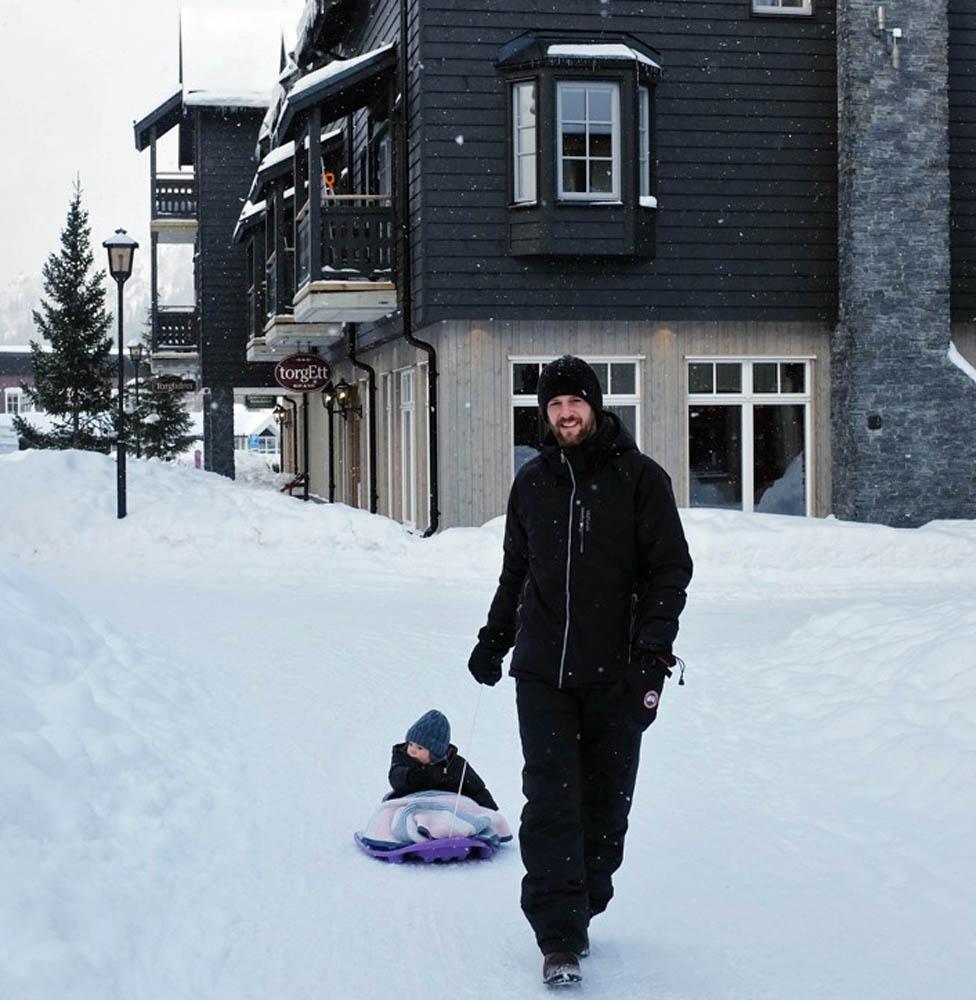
top-left (389, 709), bottom-right (499, 811)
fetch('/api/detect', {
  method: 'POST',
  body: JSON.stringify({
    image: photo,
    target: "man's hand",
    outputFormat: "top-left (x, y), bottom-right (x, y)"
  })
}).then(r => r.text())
top-left (616, 650), bottom-right (674, 731)
top-left (467, 642), bottom-right (504, 686)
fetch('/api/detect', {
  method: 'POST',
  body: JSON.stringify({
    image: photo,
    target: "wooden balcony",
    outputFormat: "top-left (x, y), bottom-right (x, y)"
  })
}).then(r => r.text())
top-left (263, 247), bottom-right (343, 350)
top-left (151, 173), bottom-right (198, 244)
top-left (293, 195), bottom-right (397, 324)
top-left (150, 307), bottom-right (201, 378)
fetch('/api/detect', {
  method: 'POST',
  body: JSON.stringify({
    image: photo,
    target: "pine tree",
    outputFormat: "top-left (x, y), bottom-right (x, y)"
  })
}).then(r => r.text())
top-left (135, 376), bottom-right (198, 460)
top-left (14, 179), bottom-right (116, 451)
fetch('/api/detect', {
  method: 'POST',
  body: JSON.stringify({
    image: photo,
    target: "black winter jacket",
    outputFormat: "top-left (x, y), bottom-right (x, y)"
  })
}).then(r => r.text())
top-left (479, 413), bottom-right (693, 689)
top-left (387, 743), bottom-right (499, 810)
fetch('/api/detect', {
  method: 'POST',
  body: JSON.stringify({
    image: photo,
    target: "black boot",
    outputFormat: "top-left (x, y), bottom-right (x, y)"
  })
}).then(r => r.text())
top-left (543, 952), bottom-right (582, 986)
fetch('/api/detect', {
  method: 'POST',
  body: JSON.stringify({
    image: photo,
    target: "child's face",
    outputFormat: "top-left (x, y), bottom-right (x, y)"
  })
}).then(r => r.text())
top-left (406, 741), bottom-right (431, 764)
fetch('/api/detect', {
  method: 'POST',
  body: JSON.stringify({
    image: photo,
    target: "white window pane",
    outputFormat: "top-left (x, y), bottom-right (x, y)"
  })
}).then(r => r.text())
top-left (606, 404), bottom-right (637, 440)
top-left (689, 405), bottom-right (743, 509)
top-left (688, 363), bottom-right (714, 394)
top-left (562, 124), bottom-right (586, 158)
top-left (588, 126), bottom-right (612, 158)
top-left (589, 160), bottom-right (613, 193)
top-left (589, 363), bottom-right (609, 392)
top-left (753, 362), bottom-right (778, 393)
top-left (610, 363), bottom-right (636, 394)
top-left (516, 82), bottom-right (535, 123)
top-left (716, 363), bottom-right (742, 394)
top-left (561, 88), bottom-right (586, 122)
top-left (587, 88), bottom-right (613, 123)
top-left (562, 159), bottom-right (587, 193)
top-left (518, 157), bottom-right (536, 203)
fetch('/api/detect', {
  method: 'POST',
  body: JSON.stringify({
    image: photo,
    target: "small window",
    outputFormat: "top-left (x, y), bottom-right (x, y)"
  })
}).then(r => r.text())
top-left (512, 81), bottom-right (537, 204)
top-left (638, 87), bottom-right (651, 199)
top-left (557, 81), bottom-right (621, 201)
top-left (752, 0), bottom-right (813, 15)
top-left (4, 388), bottom-right (23, 415)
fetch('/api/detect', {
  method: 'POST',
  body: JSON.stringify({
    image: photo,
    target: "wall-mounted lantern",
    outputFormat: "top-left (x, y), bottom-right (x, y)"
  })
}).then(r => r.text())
top-left (874, 5), bottom-right (904, 70)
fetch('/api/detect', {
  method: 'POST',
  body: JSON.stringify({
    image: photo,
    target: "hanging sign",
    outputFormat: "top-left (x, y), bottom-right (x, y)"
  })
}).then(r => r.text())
top-left (274, 353), bottom-right (331, 392)
top-left (154, 375), bottom-right (197, 393)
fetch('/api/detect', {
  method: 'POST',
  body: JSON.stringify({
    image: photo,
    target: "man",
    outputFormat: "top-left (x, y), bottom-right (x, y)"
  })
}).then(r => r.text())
top-left (468, 355), bottom-right (693, 987)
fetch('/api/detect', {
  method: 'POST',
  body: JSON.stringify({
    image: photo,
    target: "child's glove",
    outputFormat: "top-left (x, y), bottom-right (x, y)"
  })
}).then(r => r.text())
top-left (467, 641), bottom-right (504, 686)
top-left (614, 650), bottom-right (674, 732)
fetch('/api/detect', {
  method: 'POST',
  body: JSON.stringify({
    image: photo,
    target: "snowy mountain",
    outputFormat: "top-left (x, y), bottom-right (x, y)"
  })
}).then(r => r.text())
top-left (1, 450), bottom-right (974, 1000)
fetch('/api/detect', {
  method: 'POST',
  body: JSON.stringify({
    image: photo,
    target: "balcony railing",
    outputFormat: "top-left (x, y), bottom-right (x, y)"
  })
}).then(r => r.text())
top-left (153, 307), bottom-right (199, 351)
top-left (265, 248), bottom-right (295, 320)
top-left (297, 195), bottom-right (394, 286)
top-left (153, 173), bottom-right (198, 220)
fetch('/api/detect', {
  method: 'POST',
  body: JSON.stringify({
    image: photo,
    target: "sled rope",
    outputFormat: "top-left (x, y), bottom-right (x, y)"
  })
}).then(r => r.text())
top-left (447, 684), bottom-right (484, 838)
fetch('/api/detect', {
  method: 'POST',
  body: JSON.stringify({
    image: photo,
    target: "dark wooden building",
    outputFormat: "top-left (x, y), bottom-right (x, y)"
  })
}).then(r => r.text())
top-left (166, 0), bottom-right (976, 527)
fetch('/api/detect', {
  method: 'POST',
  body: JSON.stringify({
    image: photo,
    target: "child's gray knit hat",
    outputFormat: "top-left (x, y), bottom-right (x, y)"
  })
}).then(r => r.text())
top-left (405, 710), bottom-right (451, 762)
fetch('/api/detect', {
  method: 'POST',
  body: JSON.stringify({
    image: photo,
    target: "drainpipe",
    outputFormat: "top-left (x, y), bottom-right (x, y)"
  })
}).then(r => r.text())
top-left (398, 0), bottom-right (439, 536)
top-left (347, 324), bottom-right (378, 513)
top-left (282, 396), bottom-right (298, 479)
top-left (302, 392), bottom-right (310, 501)
top-left (327, 398), bottom-right (336, 502)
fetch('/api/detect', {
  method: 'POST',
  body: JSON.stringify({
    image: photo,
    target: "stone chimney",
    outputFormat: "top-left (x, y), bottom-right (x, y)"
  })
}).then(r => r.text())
top-left (834, 0), bottom-right (976, 524)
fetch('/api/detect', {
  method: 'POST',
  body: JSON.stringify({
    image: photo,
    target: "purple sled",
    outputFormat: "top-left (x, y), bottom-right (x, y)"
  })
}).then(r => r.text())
top-left (354, 832), bottom-right (496, 863)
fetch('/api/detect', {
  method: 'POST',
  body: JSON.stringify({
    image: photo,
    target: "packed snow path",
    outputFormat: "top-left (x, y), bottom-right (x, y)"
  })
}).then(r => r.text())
top-left (2, 451), bottom-right (974, 1000)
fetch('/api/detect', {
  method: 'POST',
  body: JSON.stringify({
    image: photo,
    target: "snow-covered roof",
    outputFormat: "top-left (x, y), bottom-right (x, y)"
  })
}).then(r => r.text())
top-left (183, 91), bottom-right (271, 109)
top-left (133, 88), bottom-right (183, 151)
top-left (258, 140), bottom-right (296, 173)
top-left (238, 199), bottom-right (267, 226)
top-left (546, 43), bottom-right (661, 69)
top-left (289, 43), bottom-right (394, 101)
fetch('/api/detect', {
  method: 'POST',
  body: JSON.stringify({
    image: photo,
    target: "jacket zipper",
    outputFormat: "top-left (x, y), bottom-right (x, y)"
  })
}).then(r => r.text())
top-left (558, 452), bottom-right (577, 689)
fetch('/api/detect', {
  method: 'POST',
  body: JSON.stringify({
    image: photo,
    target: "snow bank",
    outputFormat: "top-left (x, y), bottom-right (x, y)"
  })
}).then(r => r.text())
top-left (0, 565), bottom-right (246, 1000)
top-left (0, 449), bottom-right (412, 568)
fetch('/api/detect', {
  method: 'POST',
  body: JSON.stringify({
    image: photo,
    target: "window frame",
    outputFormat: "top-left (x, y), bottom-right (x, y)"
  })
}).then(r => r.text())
top-left (4, 388), bottom-right (24, 415)
top-left (686, 356), bottom-right (814, 516)
top-left (638, 86), bottom-right (651, 200)
top-left (399, 367), bottom-right (416, 528)
top-left (512, 80), bottom-right (538, 205)
top-left (556, 80), bottom-right (622, 202)
top-left (510, 356), bottom-right (643, 478)
top-left (751, 0), bottom-right (814, 16)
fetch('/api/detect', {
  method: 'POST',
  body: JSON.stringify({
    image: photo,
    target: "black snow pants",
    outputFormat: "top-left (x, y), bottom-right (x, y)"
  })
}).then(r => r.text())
top-left (516, 677), bottom-right (643, 956)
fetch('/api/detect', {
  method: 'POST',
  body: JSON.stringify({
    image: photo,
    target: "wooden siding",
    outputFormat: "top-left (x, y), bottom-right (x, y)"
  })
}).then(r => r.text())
top-left (196, 107), bottom-right (277, 389)
top-left (415, 0), bottom-right (838, 324)
top-left (950, 1), bottom-right (976, 321)
top-left (426, 319), bottom-right (832, 530)
top-left (311, 339), bottom-right (430, 528)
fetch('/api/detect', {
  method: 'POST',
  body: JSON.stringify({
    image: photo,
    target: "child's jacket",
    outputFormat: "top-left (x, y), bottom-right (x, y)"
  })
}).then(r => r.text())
top-left (388, 742), bottom-right (499, 810)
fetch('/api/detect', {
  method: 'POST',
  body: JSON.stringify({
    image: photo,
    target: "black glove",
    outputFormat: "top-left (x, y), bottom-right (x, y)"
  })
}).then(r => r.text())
top-left (467, 642), bottom-right (504, 686)
top-left (616, 650), bottom-right (674, 732)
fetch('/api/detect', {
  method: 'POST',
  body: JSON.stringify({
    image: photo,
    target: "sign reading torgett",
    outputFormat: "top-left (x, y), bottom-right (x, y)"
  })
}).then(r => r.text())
top-left (274, 354), bottom-right (331, 392)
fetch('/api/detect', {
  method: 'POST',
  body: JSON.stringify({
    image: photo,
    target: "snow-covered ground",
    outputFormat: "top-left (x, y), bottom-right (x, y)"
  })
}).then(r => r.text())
top-left (1, 449), bottom-right (974, 1000)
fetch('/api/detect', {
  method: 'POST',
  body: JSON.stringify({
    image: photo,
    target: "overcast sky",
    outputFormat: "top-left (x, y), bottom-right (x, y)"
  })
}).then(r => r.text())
top-left (0, 0), bottom-right (300, 345)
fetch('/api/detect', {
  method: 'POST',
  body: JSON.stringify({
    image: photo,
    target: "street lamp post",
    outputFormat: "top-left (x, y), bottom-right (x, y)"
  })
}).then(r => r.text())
top-left (103, 229), bottom-right (138, 519)
top-left (128, 340), bottom-right (145, 458)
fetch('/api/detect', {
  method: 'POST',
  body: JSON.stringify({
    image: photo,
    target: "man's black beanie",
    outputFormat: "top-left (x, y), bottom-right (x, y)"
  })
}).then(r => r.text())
top-left (537, 355), bottom-right (604, 416)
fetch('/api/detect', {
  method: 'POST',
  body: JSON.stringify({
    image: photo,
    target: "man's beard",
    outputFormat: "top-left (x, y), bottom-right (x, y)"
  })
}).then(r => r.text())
top-left (551, 413), bottom-right (597, 447)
